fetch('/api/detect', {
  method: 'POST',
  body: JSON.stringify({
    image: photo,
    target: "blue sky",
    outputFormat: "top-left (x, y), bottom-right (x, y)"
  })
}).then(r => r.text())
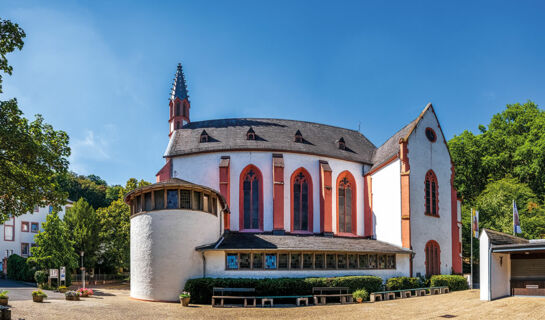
top-left (1, 1), bottom-right (545, 185)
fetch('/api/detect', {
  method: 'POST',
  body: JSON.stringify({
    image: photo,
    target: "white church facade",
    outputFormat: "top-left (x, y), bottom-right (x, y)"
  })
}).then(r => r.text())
top-left (126, 63), bottom-right (462, 302)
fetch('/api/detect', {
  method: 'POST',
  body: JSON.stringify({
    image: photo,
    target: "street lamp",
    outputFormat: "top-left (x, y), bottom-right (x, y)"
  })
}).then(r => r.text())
top-left (80, 251), bottom-right (85, 289)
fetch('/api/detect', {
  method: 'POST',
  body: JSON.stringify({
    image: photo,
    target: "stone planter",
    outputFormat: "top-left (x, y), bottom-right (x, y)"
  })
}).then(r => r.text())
top-left (66, 296), bottom-right (80, 301)
top-left (58, 288), bottom-right (68, 293)
top-left (32, 296), bottom-right (44, 303)
top-left (0, 298), bottom-right (7, 306)
top-left (180, 297), bottom-right (190, 307)
top-left (80, 293), bottom-right (88, 297)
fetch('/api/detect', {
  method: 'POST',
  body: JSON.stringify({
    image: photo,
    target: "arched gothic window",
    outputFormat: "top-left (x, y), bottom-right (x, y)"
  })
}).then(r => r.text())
top-left (175, 101), bottom-right (181, 116)
top-left (425, 240), bottom-right (441, 276)
top-left (425, 170), bottom-right (439, 217)
top-left (337, 171), bottom-right (357, 234)
top-left (239, 165), bottom-right (263, 230)
top-left (291, 168), bottom-right (313, 232)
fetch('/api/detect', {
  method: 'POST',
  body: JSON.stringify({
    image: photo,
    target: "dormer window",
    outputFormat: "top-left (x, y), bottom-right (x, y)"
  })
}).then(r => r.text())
top-left (247, 127), bottom-right (256, 140)
top-left (200, 130), bottom-right (209, 143)
top-left (338, 137), bottom-right (346, 150)
top-left (294, 130), bottom-right (303, 143)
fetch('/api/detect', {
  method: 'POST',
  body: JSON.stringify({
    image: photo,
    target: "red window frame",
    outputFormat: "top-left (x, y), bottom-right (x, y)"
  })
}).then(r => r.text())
top-left (336, 171), bottom-right (357, 236)
top-left (21, 243), bottom-right (30, 257)
top-left (21, 221), bottom-right (30, 232)
top-left (239, 165), bottom-right (264, 231)
top-left (425, 240), bottom-right (441, 276)
top-left (425, 170), bottom-right (439, 217)
top-left (4, 217), bottom-right (15, 241)
top-left (31, 222), bottom-right (39, 233)
top-left (290, 168), bottom-right (313, 233)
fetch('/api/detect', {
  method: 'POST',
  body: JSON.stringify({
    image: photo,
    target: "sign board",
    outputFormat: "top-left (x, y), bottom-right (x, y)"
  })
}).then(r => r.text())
top-left (60, 266), bottom-right (66, 281)
top-left (49, 269), bottom-right (58, 278)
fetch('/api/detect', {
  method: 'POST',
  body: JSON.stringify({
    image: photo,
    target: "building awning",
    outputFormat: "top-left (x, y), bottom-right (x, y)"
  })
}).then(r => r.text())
top-left (196, 232), bottom-right (413, 254)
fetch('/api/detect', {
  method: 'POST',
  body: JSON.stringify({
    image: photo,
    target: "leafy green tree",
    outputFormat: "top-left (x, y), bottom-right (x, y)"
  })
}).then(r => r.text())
top-left (28, 212), bottom-right (78, 272)
top-left (0, 19), bottom-right (26, 93)
top-left (96, 178), bottom-right (149, 272)
top-left (64, 198), bottom-right (99, 269)
top-left (1, 20), bottom-right (70, 220)
top-left (0, 99), bottom-right (71, 220)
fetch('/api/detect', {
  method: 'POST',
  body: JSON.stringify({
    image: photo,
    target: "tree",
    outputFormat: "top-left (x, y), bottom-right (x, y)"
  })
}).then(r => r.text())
top-left (64, 198), bottom-right (99, 269)
top-left (0, 19), bottom-right (26, 93)
top-left (96, 178), bottom-right (149, 272)
top-left (28, 212), bottom-right (78, 272)
top-left (1, 20), bottom-right (70, 220)
top-left (97, 178), bottom-right (150, 272)
top-left (0, 99), bottom-right (71, 220)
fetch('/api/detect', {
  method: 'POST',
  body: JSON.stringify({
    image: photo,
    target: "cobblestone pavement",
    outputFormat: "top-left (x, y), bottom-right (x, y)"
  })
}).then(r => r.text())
top-left (6, 287), bottom-right (545, 320)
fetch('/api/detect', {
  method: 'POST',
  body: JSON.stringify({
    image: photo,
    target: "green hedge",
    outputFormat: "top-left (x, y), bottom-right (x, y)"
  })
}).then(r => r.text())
top-left (430, 275), bottom-right (468, 291)
top-left (7, 254), bottom-right (35, 282)
top-left (385, 277), bottom-right (423, 290)
top-left (184, 276), bottom-right (383, 304)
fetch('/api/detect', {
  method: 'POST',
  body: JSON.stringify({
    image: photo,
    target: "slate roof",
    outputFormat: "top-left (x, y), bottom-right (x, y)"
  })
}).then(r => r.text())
top-left (371, 119), bottom-right (419, 170)
top-left (196, 232), bottom-right (413, 254)
top-left (483, 229), bottom-right (529, 246)
top-left (165, 118), bottom-right (377, 164)
top-left (170, 63), bottom-right (189, 101)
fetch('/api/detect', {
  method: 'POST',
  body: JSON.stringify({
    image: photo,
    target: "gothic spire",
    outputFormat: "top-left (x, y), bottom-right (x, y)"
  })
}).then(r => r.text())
top-left (170, 63), bottom-right (189, 101)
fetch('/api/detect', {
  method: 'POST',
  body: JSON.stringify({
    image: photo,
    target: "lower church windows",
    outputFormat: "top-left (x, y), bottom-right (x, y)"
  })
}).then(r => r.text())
top-left (224, 251), bottom-right (396, 270)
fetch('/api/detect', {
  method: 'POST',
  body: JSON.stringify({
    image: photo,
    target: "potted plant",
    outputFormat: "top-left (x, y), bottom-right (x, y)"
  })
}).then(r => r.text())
top-left (352, 289), bottom-right (369, 303)
top-left (32, 290), bottom-right (47, 303)
top-left (77, 288), bottom-right (94, 297)
top-left (65, 291), bottom-right (81, 301)
top-left (0, 291), bottom-right (8, 306)
top-left (58, 286), bottom-right (68, 293)
top-left (179, 291), bottom-right (191, 307)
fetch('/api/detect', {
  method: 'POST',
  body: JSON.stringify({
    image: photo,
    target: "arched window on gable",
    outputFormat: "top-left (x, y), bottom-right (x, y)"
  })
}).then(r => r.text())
top-left (175, 101), bottom-right (181, 116)
top-left (425, 170), bottom-right (439, 217)
top-left (239, 165), bottom-right (263, 231)
top-left (291, 168), bottom-right (313, 232)
top-left (425, 240), bottom-right (441, 276)
top-left (336, 171), bottom-right (357, 235)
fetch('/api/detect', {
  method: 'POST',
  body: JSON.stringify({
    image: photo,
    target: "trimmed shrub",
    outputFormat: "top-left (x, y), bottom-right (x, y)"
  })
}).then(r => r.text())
top-left (385, 277), bottom-right (423, 290)
top-left (184, 276), bottom-right (384, 304)
top-left (430, 275), bottom-right (468, 291)
top-left (34, 270), bottom-right (48, 285)
top-left (7, 254), bottom-right (35, 282)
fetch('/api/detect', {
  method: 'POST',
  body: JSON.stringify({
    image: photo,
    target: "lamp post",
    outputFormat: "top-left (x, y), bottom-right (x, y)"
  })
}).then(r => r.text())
top-left (80, 251), bottom-right (85, 289)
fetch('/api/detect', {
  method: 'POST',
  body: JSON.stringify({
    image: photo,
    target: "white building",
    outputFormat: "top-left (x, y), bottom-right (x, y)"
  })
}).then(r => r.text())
top-left (480, 229), bottom-right (545, 300)
top-left (126, 63), bottom-right (463, 302)
top-left (0, 202), bottom-right (72, 273)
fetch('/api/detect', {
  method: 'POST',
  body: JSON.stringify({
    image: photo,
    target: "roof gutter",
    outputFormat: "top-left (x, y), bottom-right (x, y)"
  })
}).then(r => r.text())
top-left (492, 246), bottom-right (545, 253)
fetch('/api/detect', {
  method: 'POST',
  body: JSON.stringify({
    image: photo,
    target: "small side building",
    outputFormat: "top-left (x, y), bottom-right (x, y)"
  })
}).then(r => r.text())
top-left (480, 229), bottom-right (545, 300)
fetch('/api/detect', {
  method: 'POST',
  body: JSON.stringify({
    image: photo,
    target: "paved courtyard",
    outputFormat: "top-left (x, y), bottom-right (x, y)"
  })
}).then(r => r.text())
top-left (3, 282), bottom-right (545, 320)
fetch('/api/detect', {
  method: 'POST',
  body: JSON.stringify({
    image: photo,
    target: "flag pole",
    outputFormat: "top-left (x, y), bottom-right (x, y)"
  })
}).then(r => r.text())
top-left (470, 210), bottom-right (473, 290)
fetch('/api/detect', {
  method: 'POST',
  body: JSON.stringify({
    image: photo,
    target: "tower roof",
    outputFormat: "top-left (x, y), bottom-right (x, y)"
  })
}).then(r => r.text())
top-left (170, 63), bottom-right (189, 101)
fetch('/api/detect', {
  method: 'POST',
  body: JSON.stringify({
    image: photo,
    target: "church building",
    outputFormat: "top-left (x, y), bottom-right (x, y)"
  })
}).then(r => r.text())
top-left (126, 63), bottom-right (462, 302)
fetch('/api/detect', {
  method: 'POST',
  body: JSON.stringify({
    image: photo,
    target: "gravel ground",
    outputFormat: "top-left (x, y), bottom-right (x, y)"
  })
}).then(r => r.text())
top-left (7, 288), bottom-right (545, 320)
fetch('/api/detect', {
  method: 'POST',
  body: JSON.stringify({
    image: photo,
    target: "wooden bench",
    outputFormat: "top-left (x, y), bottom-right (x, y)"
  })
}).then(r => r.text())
top-left (312, 287), bottom-right (353, 305)
top-left (256, 295), bottom-right (313, 307)
top-left (212, 287), bottom-right (257, 307)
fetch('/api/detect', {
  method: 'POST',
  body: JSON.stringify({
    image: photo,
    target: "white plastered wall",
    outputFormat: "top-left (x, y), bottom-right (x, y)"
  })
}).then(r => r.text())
top-left (130, 208), bottom-right (222, 301)
top-left (479, 232), bottom-right (511, 301)
top-left (407, 109), bottom-right (453, 276)
top-left (203, 251), bottom-right (411, 280)
top-left (370, 159), bottom-right (402, 247)
top-left (171, 152), bottom-right (367, 235)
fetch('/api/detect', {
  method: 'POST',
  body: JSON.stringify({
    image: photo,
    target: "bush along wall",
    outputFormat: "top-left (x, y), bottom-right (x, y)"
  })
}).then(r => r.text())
top-left (184, 276), bottom-right (383, 304)
top-left (7, 254), bottom-right (36, 282)
top-left (430, 275), bottom-right (469, 291)
top-left (385, 277), bottom-right (423, 290)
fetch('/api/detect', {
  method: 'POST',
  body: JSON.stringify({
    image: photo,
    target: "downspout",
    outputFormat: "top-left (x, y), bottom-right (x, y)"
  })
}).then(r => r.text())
top-left (201, 252), bottom-right (206, 278)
